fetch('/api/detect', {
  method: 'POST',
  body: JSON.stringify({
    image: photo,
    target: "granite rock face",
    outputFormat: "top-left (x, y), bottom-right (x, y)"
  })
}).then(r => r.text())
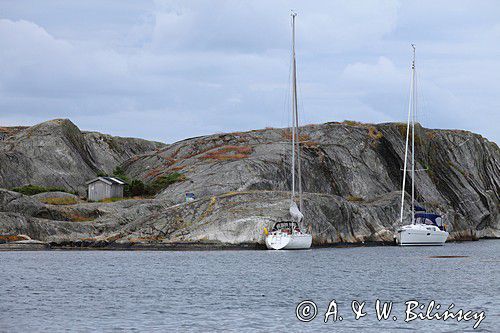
top-left (122, 122), bottom-right (500, 241)
top-left (0, 120), bottom-right (498, 247)
top-left (0, 119), bottom-right (164, 194)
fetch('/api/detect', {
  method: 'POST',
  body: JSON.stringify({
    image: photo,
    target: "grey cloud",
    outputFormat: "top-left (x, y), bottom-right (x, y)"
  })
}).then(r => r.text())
top-left (0, 1), bottom-right (498, 144)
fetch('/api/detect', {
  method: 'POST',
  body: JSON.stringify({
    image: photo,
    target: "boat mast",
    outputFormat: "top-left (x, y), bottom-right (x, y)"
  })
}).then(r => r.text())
top-left (411, 44), bottom-right (416, 224)
top-left (291, 11), bottom-right (303, 213)
top-left (290, 11), bottom-right (297, 202)
top-left (399, 44), bottom-right (416, 225)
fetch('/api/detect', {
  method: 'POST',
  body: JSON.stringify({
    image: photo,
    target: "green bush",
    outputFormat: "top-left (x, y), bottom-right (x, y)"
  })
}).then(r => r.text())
top-left (122, 173), bottom-right (185, 197)
top-left (148, 172), bottom-right (186, 194)
top-left (112, 166), bottom-right (128, 182)
top-left (12, 185), bottom-right (70, 196)
top-left (125, 179), bottom-right (146, 197)
top-left (96, 166), bottom-right (126, 179)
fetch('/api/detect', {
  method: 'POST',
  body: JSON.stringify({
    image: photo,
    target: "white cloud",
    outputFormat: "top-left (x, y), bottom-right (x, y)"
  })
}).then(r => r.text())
top-left (342, 56), bottom-right (406, 89)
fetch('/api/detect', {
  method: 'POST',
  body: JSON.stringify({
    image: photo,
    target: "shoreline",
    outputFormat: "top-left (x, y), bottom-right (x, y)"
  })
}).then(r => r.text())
top-left (0, 238), bottom-right (495, 252)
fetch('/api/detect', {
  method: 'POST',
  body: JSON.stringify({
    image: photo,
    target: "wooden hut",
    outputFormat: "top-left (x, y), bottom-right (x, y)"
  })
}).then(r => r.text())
top-left (86, 177), bottom-right (125, 201)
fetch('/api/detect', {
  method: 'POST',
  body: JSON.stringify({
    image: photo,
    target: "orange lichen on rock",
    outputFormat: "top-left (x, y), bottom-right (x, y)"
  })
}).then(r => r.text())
top-left (200, 145), bottom-right (253, 161)
top-left (0, 234), bottom-right (30, 242)
top-left (281, 129), bottom-right (311, 142)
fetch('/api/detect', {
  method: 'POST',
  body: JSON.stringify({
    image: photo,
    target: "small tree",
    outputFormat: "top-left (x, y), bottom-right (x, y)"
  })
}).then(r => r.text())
top-left (125, 179), bottom-right (146, 197)
top-left (148, 172), bottom-right (186, 194)
top-left (112, 166), bottom-right (128, 181)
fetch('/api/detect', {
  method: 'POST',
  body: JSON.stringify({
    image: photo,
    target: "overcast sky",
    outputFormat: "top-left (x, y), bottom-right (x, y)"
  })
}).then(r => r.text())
top-left (0, 0), bottom-right (499, 143)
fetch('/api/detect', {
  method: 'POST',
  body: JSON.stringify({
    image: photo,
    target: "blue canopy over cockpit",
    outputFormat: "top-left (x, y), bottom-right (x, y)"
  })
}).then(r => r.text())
top-left (414, 205), bottom-right (426, 212)
top-left (414, 212), bottom-right (446, 230)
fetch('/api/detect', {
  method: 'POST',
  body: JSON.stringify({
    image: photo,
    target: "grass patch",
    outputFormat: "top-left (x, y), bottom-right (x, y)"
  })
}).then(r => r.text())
top-left (426, 131), bottom-right (437, 140)
top-left (41, 197), bottom-right (78, 205)
top-left (396, 123), bottom-right (408, 137)
top-left (303, 141), bottom-right (320, 148)
top-left (342, 120), bottom-right (362, 126)
top-left (200, 146), bottom-right (253, 161)
top-left (347, 195), bottom-right (364, 202)
top-left (368, 126), bottom-right (383, 141)
top-left (99, 197), bottom-right (128, 203)
top-left (11, 185), bottom-right (75, 196)
top-left (341, 121), bottom-right (383, 143)
top-left (396, 123), bottom-right (423, 145)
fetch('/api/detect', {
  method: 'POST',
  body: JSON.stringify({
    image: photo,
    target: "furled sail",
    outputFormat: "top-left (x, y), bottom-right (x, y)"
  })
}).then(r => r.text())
top-left (289, 201), bottom-right (304, 222)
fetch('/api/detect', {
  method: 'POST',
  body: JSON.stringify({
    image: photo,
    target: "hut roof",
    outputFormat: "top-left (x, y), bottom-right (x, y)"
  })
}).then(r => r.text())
top-left (86, 176), bottom-right (126, 186)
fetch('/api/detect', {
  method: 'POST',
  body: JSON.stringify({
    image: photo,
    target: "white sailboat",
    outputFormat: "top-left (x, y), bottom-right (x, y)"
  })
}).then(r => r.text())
top-left (265, 12), bottom-right (312, 250)
top-left (394, 45), bottom-right (449, 246)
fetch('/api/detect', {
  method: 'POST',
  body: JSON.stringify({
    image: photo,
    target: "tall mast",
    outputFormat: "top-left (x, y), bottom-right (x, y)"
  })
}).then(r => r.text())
top-left (411, 44), bottom-right (416, 224)
top-left (290, 11), bottom-right (297, 201)
top-left (399, 44), bottom-right (415, 225)
top-left (291, 11), bottom-right (303, 212)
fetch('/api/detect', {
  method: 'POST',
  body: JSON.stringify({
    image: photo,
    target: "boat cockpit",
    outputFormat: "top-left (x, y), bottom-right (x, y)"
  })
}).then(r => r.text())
top-left (414, 212), bottom-right (446, 231)
top-left (271, 221), bottom-right (302, 234)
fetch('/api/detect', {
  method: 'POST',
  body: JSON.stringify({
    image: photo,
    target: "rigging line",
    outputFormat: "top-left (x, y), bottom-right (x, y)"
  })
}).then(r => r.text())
top-left (414, 59), bottom-right (427, 127)
top-left (416, 68), bottom-right (419, 126)
top-left (283, 15), bottom-right (294, 130)
top-left (400, 45), bottom-right (414, 225)
top-left (283, 41), bottom-right (293, 163)
top-left (291, 12), bottom-right (297, 201)
top-left (296, 31), bottom-right (305, 129)
top-left (291, 14), bottom-right (303, 213)
top-left (280, 15), bottom-right (294, 181)
top-left (414, 66), bottom-right (419, 126)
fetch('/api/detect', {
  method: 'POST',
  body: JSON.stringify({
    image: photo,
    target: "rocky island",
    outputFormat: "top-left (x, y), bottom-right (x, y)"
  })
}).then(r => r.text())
top-left (0, 119), bottom-right (498, 249)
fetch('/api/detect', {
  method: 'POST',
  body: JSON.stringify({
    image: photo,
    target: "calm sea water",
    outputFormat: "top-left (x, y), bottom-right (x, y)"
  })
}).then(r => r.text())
top-left (1, 240), bottom-right (499, 332)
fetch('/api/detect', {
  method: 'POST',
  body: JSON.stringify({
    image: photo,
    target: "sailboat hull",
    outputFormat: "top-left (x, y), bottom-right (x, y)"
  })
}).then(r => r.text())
top-left (395, 225), bottom-right (448, 246)
top-left (266, 233), bottom-right (312, 250)
top-left (265, 233), bottom-right (290, 250)
top-left (284, 234), bottom-right (312, 249)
